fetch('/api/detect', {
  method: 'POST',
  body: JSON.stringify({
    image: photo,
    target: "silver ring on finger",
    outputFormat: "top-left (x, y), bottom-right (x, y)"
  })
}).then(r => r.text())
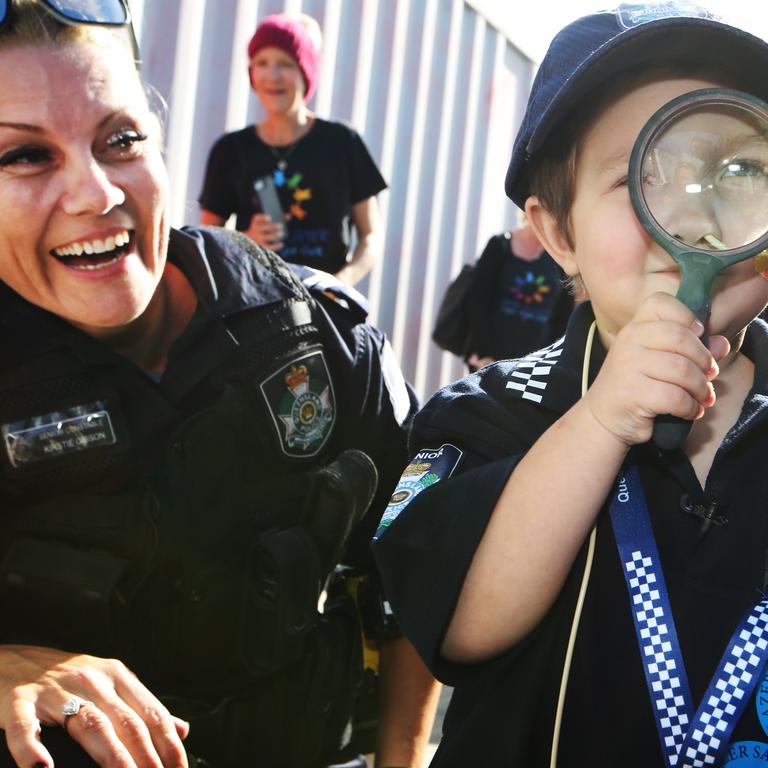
top-left (61, 697), bottom-right (94, 730)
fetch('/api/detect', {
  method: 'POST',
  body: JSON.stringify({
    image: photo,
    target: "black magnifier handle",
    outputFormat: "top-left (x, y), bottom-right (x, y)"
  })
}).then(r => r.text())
top-left (652, 302), bottom-right (710, 451)
top-left (653, 411), bottom-right (695, 451)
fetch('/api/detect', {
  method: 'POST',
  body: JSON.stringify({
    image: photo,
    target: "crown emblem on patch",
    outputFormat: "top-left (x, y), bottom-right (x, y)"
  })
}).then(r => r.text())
top-left (285, 364), bottom-right (309, 395)
top-left (261, 351), bottom-right (336, 458)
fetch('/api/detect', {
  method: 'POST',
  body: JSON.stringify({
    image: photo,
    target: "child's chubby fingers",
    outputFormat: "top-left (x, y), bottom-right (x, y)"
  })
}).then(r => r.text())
top-left (632, 290), bottom-right (704, 328)
top-left (637, 349), bottom-right (716, 406)
top-left (584, 359), bottom-right (708, 446)
top-left (617, 319), bottom-right (719, 381)
top-left (707, 333), bottom-right (731, 362)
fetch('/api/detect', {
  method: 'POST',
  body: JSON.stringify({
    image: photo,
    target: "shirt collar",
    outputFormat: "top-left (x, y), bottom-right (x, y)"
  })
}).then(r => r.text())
top-left (497, 302), bottom-right (768, 443)
top-left (496, 300), bottom-right (601, 415)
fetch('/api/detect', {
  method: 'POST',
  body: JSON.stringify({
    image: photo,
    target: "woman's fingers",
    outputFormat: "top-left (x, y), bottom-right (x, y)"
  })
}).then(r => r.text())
top-left (110, 664), bottom-right (188, 768)
top-left (88, 693), bottom-right (168, 768)
top-left (171, 717), bottom-right (190, 741)
top-left (3, 694), bottom-right (52, 768)
top-left (57, 700), bottom-right (138, 768)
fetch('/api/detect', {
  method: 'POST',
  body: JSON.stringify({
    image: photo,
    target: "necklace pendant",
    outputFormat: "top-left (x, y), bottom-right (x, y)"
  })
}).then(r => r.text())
top-left (277, 159), bottom-right (287, 171)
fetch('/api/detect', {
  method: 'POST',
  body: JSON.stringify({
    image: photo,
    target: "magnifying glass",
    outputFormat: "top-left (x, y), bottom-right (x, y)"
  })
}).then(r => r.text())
top-left (628, 87), bottom-right (768, 450)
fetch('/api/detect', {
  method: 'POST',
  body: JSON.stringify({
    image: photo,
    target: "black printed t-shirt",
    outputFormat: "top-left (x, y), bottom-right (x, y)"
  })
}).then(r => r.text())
top-left (465, 232), bottom-right (574, 361)
top-left (198, 119), bottom-right (387, 274)
top-left (373, 302), bottom-right (768, 768)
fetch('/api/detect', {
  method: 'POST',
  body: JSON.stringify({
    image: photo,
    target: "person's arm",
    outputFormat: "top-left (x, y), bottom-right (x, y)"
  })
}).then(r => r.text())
top-left (335, 197), bottom-right (383, 286)
top-left (374, 636), bottom-right (441, 768)
top-left (199, 208), bottom-right (226, 227)
top-left (442, 293), bottom-right (728, 663)
top-left (0, 644), bottom-right (188, 768)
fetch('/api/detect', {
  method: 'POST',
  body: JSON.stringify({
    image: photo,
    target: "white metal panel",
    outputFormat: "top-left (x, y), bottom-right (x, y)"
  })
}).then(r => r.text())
top-left (138, 0), bottom-right (533, 403)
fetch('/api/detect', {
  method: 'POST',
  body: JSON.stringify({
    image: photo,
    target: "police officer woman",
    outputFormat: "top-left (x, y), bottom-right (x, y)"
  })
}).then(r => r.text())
top-left (0, 2), bottom-right (438, 767)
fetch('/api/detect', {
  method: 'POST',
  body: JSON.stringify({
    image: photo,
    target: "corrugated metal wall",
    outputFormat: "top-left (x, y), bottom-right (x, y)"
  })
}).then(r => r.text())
top-left (133, 0), bottom-right (533, 403)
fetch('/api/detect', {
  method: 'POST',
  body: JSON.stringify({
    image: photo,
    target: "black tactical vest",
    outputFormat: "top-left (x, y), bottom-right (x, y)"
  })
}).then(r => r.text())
top-left (0, 231), bottom-right (377, 768)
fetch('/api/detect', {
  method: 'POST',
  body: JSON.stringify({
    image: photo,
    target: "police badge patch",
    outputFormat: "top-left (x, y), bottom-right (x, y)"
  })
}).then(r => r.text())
top-left (260, 350), bottom-right (336, 458)
top-left (373, 443), bottom-right (463, 539)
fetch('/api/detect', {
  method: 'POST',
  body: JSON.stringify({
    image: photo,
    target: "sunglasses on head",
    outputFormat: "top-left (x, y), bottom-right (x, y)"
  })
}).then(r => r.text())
top-left (0, 0), bottom-right (130, 27)
top-left (0, 0), bottom-right (137, 56)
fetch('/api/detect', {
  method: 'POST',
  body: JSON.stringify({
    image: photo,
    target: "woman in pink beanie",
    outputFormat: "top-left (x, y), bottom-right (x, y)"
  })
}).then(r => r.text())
top-left (199, 12), bottom-right (387, 286)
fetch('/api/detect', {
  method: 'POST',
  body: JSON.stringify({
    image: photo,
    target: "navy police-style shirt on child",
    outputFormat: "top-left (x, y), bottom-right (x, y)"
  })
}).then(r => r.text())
top-left (374, 4), bottom-right (768, 768)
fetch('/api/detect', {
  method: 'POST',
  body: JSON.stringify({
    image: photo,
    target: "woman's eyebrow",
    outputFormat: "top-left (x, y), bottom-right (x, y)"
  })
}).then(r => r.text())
top-left (0, 121), bottom-right (43, 131)
top-left (0, 111), bottom-right (134, 133)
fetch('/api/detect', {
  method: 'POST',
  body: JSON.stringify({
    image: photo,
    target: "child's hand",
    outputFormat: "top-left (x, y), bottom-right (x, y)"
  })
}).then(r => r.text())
top-left (583, 292), bottom-right (730, 446)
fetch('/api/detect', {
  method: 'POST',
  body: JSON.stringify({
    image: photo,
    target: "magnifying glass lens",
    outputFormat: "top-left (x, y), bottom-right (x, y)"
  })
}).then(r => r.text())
top-left (641, 103), bottom-right (768, 252)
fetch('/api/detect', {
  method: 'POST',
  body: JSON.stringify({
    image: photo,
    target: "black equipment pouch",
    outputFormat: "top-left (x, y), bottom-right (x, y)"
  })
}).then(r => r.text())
top-left (164, 592), bottom-right (363, 768)
top-left (240, 448), bottom-right (378, 679)
top-left (243, 525), bottom-right (321, 676)
top-left (0, 490), bottom-right (160, 655)
top-left (0, 537), bottom-right (129, 652)
top-left (300, 448), bottom-right (378, 576)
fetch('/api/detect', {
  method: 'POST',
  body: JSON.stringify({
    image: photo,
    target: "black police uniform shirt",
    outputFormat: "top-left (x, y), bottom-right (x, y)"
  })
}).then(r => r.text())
top-left (465, 232), bottom-right (574, 361)
top-left (373, 301), bottom-right (768, 768)
top-left (198, 118), bottom-right (387, 274)
top-left (0, 226), bottom-right (415, 756)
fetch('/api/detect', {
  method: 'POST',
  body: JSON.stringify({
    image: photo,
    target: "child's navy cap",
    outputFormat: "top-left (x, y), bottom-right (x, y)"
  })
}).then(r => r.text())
top-left (505, 3), bottom-right (768, 209)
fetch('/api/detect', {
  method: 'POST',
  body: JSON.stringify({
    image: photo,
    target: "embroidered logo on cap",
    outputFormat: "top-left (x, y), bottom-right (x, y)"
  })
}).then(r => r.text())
top-left (373, 443), bottom-right (463, 540)
top-left (2, 402), bottom-right (116, 468)
top-left (616, 2), bottom-right (718, 30)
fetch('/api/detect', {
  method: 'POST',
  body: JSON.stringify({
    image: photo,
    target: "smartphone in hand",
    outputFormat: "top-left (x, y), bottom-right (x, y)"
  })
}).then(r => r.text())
top-left (254, 175), bottom-right (285, 238)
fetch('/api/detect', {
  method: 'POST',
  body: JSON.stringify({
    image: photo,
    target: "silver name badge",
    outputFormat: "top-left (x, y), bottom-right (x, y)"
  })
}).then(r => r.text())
top-left (616, 2), bottom-right (717, 30)
top-left (2, 402), bottom-right (117, 468)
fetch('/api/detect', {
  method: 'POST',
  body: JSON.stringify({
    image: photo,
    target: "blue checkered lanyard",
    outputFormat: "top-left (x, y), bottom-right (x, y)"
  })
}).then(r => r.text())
top-left (610, 464), bottom-right (768, 768)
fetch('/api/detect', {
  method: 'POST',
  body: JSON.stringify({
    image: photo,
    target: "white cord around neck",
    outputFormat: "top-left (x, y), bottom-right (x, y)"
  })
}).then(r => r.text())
top-left (549, 320), bottom-right (598, 768)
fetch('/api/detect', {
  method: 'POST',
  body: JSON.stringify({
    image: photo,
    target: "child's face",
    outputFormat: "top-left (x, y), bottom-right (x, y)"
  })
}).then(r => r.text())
top-left (563, 76), bottom-right (768, 346)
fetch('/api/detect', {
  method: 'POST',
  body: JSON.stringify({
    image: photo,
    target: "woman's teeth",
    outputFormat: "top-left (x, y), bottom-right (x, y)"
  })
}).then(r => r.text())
top-left (52, 230), bottom-right (132, 270)
top-left (68, 255), bottom-right (122, 271)
top-left (53, 230), bottom-right (130, 258)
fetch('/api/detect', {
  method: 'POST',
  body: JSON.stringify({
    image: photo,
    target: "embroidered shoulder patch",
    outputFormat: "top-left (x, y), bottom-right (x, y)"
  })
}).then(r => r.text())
top-left (260, 350), bottom-right (336, 458)
top-left (2, 401), bottom-right (116, 468)
top-left (373, 443), bottom-right (463, 540)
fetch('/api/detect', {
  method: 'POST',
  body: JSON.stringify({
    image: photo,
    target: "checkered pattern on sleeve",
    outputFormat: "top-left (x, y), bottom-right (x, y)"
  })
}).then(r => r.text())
top-left (504, 338), bottom-right (564, 404)
top-left (624, 549), bottom-right (689, 767)
top-left (680, 602), bottom-right (768, 768)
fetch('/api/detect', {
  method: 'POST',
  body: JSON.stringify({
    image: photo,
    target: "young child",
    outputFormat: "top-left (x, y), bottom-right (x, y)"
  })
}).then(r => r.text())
top-left (373, 5), bottom-right (768, 767)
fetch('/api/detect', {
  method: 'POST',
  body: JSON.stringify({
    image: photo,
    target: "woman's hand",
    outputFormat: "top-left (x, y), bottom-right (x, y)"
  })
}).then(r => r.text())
top-left (244, 213), bottom-right (285, 251)
top-left (0, 645), bottom-right (189, 768)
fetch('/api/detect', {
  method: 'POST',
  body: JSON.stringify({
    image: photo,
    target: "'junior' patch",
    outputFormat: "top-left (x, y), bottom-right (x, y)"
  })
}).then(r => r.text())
top-left (373, 443), bottom-right (463, 539)
top-left (260, 350), bottom-right (336, 458)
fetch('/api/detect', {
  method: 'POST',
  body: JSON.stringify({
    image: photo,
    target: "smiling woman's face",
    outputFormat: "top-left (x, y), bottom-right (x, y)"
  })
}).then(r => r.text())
top-left (0, 39), bottom-right (169, 337)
